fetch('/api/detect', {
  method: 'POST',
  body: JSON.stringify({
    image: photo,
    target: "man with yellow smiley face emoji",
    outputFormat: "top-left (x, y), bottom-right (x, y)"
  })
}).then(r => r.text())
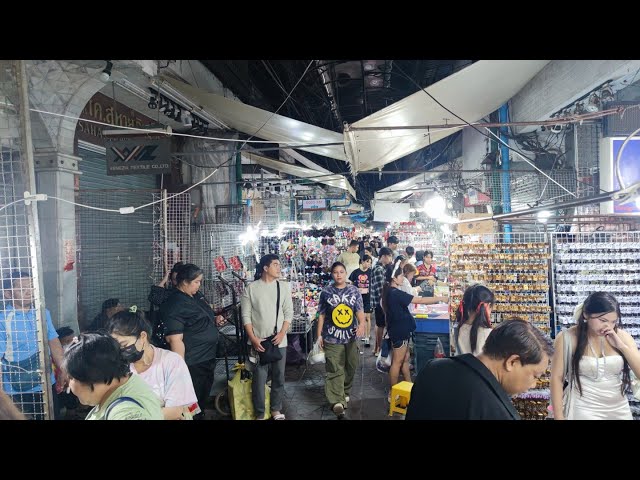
top-left (317, 262), bottom-right (365, 419)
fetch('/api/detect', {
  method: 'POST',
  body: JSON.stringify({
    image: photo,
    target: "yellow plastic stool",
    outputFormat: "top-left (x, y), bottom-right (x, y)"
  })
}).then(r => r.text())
top-left (388, 381), bottom-right (413, 416)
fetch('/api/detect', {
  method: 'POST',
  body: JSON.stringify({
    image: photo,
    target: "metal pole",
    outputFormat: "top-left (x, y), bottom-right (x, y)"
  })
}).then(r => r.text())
top-left (454, 190), bottom-right (616, 225)
top-left (499, 105), bottom-right (511, 242)
top-left (17, 60), bottom-right (54, 420)
top-left (235, 148), bottom-right (242, 205)
top-left (163, 189), bottom-right (168, 273)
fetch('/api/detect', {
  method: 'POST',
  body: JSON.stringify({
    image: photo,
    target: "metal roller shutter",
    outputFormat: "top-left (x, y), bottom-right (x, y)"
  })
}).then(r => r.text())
top-left (76, 147), bottom-right (159, 330)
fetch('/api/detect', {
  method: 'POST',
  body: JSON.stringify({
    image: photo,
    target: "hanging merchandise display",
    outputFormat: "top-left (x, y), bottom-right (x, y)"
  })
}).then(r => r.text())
top-left (551, 230), bottom-right (640, 420)
top-left (390, 220), bottom-right (450, 282)
top-left (449, 232), bottom-right (552, 420)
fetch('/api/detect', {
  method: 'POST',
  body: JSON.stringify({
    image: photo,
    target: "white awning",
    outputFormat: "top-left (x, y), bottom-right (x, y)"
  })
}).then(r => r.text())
top-left (374, 166), bottom-right (450, 202)
top-left (345, 60), bottom-right (550, 173)
top-left (161, 76), bottom-right (347, 161)
top-left (242, 152), bottom-right (356, 198)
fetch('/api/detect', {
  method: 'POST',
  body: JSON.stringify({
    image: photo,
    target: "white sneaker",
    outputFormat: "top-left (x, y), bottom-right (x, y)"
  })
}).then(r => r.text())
top-left (345, 396), bottom-right (350, 403)
top-left (332, 403), bottom-right (345, 416)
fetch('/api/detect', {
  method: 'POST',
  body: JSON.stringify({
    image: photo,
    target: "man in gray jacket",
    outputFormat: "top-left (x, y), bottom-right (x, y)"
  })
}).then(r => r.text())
top-left (241, 254), bottom-right (293, 420)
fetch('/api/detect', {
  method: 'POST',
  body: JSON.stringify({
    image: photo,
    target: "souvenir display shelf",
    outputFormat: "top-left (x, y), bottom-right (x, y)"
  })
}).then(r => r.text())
top-left (449, 232), bottom-right (552, 419)
top-left (392, 221), bottom-right (450, 280)
top-left (551, 230), bottom-right (640, 419)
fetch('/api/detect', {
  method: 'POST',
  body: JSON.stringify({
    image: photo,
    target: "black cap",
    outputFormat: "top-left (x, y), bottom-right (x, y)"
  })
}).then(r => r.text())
top-left (101, 298), bottom-right (120, 312)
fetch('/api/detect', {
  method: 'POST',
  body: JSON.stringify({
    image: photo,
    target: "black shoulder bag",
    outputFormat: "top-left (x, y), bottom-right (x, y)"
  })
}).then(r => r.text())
top-left (258, 281), bottom-right (283, 366)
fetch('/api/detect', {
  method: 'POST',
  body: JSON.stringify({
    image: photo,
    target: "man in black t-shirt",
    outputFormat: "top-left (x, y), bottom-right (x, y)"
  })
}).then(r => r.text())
top-left (349, 255), bottom-right (372, 347)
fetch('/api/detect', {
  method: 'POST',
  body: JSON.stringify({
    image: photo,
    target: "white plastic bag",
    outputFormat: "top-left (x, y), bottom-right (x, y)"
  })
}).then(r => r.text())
top-left (375, 349), bottom-right (393, 373)
top-left (308, 339), bottom-right (325, 365)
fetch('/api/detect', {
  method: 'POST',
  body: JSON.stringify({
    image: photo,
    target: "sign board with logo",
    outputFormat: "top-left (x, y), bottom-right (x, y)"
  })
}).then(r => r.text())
top-left (75, 92), bottom-right (157, 148)
top-left (105, 135), bottom-right (171, 175)
top-left (456, 213), bottom-right (496, 235)
top-left (302, 199), bottom-right (327, 211)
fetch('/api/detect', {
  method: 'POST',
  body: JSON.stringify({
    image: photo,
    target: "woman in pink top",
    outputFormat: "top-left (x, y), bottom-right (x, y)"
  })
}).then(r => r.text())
top-left (107, 307), bottom-right (200, 420)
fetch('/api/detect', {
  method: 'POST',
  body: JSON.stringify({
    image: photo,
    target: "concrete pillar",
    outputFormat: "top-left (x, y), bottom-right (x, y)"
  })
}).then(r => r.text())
top-left (34, 149), bottom-right (81, 332)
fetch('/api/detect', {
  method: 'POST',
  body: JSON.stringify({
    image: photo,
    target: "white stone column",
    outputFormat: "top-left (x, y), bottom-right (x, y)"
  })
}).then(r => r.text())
top-left (35, 149), bottom-right (81, 332)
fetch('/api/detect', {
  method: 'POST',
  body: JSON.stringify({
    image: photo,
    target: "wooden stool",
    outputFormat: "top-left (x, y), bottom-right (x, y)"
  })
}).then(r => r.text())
top-left (388, 381), bottom-right (413, 416)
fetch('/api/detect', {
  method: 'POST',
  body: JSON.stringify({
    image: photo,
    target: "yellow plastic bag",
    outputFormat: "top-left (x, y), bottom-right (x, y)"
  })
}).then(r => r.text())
top-left (228, 363), bottom-right (270, 420)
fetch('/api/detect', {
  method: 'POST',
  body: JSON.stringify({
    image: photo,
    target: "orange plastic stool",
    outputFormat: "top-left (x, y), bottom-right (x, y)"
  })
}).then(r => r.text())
top-left (388, 381), bottom-right (413, 416)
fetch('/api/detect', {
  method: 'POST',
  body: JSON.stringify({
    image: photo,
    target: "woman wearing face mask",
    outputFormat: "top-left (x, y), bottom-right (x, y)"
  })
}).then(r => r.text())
top-left (550, 292), bottom-right (640, 420)
top-left (63, 333), bottom-right (164, 420)
top-left (159, 263), bottom-right (226, 420)
top-left (107, 307), bottom-right (200, 420)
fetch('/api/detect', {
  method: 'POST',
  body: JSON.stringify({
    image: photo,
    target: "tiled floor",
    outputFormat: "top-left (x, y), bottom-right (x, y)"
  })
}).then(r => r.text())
top-left (208, 340), bottom-right (407, 421)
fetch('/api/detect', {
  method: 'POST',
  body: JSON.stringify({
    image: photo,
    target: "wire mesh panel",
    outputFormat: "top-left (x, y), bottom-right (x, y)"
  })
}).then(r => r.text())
top-left (75, 190), bottom-right (158, 330)
top-left (248, 198), bottom-right (291, 229)
top-left (151, 192), bottom-right (192, 283)
top-left (482, 169), bottom-right (578, 211)
top-left (0, 60), bottom-right (50, 419)
top-left (191, 224), bottom-right (252, 312)
top-left (551, 230), bottom-right (640, 419)
top-left (215, 204), bottom-right (248, 224)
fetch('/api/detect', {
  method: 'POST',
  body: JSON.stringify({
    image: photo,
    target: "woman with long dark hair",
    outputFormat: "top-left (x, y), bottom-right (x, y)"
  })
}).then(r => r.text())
top-left (381, 268), bottom-right (448, 398)
top-left (317, 262), bottom-right (366, 418)
top-left (550, 292), bottom-right (640, 420)
top-left (159, 263), bottom-right (226, 420)
top-left (454, 285), bottom-right (495, 356)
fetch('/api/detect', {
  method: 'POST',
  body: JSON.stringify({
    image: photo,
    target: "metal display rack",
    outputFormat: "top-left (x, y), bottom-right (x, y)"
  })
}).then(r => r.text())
top-left (551, 230), bottom-right (640, 419)
top-left (449, 232), bottom-right (552, 420)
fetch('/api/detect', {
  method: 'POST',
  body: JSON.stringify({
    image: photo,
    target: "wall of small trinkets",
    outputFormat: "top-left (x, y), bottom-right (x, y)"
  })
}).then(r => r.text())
top-left (449, 232), bottom-right (552, 419)
top-left (551, 230), bottom-right (640, 420)
top-left (391, 221), bottom-right (450, 280)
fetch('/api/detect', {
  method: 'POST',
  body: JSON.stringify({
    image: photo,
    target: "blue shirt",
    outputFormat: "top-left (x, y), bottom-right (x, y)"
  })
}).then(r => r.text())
top-left (0, 304), bottom-right (58, 394)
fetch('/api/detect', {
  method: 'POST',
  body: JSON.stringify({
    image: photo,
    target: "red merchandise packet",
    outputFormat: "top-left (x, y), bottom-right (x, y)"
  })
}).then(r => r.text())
top-left (214, 256), bottom-right (227, 272)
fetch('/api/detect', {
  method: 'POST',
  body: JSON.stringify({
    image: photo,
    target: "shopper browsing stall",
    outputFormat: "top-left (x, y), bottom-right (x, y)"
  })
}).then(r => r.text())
top-left (317, 262), bottom-right (366, 419)
top-left (349, 255), bottom-right (373, 348)
top-left (370, 247), bottom-right (394, 356)
top-left (336, 240), bottom-right (362, 278)
top-left (406, 320), bottom-right (552, 420)
top-left (550, 292), bottom-right (640, 420)
top-left (382, 268), bottom-right (448, 395)
top-left (454, 285), bottom-right (494, 356)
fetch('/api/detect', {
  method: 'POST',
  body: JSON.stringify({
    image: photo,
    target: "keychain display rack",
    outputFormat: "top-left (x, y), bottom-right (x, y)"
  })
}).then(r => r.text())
top-left (449, 232), bottom-right (552, 419)
top-left (551, 230), bottom-right (640, 419)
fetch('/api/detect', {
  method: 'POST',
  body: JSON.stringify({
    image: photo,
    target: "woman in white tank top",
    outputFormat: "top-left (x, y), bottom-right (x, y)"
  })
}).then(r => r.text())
top-left (550, 292), bottom-right (640, 420)
top-left (454, 285), bottom-right (494, 356)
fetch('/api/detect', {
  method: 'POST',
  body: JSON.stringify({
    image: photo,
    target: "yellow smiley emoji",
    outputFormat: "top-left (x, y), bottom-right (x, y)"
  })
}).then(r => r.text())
top-left (332, 303), bottom-right (353, 328)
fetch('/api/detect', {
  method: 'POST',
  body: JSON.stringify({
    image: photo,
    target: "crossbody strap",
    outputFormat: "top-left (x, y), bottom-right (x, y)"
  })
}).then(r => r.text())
top-left (104, 396), bottom-right (144, 420)
top-left (274, 281), bottom-right (280, 336)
